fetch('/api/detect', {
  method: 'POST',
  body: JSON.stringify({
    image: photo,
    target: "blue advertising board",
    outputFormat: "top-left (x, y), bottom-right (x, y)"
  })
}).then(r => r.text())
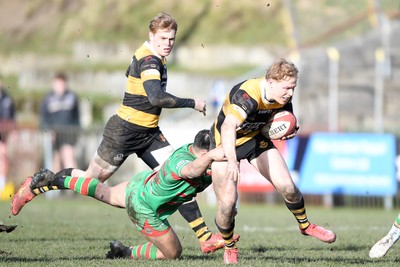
top-left (298, 133), bottom-right (397, 196)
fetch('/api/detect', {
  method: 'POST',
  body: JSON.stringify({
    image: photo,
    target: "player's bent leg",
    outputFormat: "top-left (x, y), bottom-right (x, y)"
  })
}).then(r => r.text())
top-left (94, 181), bottom-right (128, 208)
top-left (177, 198), bottom-right (239, 254)
top-left (73, 151), bottom-right (119, 182)
top-left (145, 227), bottom-right (182, 259)
top-left (107, 227), bottom-right (181, 260)
top-left (252, 151), bottom-right (337, 244)
top-left (211, 161), bottom-right (238, 228)
top-left (12, 168), bottom-right (126, 215)
top-left (107, 229), bottom-right (181, 261)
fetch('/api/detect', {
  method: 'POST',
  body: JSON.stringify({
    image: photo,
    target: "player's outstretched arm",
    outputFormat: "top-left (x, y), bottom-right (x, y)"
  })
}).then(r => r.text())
top-left (181, 147), bottom-right (225, 179)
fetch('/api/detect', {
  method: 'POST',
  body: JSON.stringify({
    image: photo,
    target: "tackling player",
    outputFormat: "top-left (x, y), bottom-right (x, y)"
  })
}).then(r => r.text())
top-left (209, 58), bottom-right (337, 264)
top-left (11, 130), bottom-right (239, 260)
top-left (23, 12), bottom-right (224, 253)
top-left (369, 213), bottom-right (400, 258)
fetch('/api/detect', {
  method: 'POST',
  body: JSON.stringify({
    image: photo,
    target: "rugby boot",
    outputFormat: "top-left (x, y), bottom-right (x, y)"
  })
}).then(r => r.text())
top-left (106, 240), bottom-right (131, 259)
top-left (300, 223), bottom-right (336, 243)
top-left (369, 226), bottom-right (400, 258)
top-left (223, 247), bottom-right (238, 264)
top-left (11, 169), bottom-right (58, 215)
top-left (200, 233), bottom-right (240, 254)
top-left (11, 176), bottom-right (35, 216)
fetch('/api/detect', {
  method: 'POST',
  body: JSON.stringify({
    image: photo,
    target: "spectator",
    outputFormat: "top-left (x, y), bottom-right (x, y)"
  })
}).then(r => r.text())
top-left (40, 72), bottom-right (80, 172)
top-left (0, 75), bottom-right (16, 199)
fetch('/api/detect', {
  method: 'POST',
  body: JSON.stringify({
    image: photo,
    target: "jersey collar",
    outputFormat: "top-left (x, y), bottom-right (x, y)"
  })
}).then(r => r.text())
top-left (261, 78), bottom-right (276, 104)
top-left (144, 41), bottom-right (164, 60)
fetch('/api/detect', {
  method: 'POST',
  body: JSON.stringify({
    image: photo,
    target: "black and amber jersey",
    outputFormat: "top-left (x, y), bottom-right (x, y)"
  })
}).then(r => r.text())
top-left (116, 42), bottom-right (195, 132)
top-left (116, 42), bottom-right (167, 131)
top-left (211, 78), bottom-right (293, 147)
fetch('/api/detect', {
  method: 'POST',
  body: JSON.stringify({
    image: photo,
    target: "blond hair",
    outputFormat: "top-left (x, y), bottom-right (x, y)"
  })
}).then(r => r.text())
top-left (265, 58), bottom-right (298, 81)
top-left (149, 12), bottom-right (178, 34)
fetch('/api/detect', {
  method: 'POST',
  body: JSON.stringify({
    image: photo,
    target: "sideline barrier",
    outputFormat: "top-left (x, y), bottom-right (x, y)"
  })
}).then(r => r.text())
top-left (299, 133), bottom-right (397, 196)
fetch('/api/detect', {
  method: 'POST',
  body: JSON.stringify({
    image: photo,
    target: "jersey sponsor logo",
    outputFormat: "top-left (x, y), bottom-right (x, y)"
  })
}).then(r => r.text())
top-left (257, 109), bottom-right (271, 114)
top-left (176, 159), bottom-right (190, 169)
top-left (238, 121), bottom-right (265, 133)
top-left (259, 140), bottom-right (269, 149)
top-left (144, 228), bottom-right (153, 234)
top-left (159, 133), bottom-right (166, 142)
top-left (242, 93), bottom-right (250, 100)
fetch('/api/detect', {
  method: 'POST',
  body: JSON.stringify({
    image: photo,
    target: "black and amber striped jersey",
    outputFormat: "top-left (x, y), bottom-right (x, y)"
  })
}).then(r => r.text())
top-left (116, 42), bottom-right (167, 132)
top-left (116, 42), bottom-right (195, 132)
top-left (211, 78), bottom-right (293, 147)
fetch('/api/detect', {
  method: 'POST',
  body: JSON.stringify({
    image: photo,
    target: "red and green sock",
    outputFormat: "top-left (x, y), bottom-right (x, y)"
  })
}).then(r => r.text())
top-left (32, 175), bottom-right (99, 198)
top-left (130, 242), bottom-right (157, 260)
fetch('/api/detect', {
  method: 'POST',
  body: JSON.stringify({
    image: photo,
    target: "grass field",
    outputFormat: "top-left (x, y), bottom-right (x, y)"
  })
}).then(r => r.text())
top-left (1, 195), bottom-right (399, 267)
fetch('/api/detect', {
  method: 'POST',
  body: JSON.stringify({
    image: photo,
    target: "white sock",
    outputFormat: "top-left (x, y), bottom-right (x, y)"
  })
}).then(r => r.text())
top-left (388, 223), bottom-right (400, 241)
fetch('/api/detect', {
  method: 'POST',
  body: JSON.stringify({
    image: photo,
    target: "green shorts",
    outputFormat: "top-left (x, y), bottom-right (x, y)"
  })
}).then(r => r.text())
top-left (125, 171), bottom-right (171, 237)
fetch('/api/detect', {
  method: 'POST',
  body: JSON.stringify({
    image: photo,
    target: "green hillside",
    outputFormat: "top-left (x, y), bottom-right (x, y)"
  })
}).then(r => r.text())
top-left (1, 0), bottom-right (398, 54)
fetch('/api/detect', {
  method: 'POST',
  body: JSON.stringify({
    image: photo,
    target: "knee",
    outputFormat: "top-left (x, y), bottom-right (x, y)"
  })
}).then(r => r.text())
top-left (281, 186), bottom-right (302, 203)
top-left (164, 244), bottom-right (182, 259)
top-left (219, 195), bottom-right (237, 212)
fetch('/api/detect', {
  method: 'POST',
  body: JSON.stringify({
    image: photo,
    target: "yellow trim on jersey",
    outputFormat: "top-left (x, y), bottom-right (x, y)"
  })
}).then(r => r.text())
top-left (141, 69), bottom-right (161, 81)
top-left (117, 105), bottom-right (159, 128)
top-left (223, 103), bottom-right (247, 123)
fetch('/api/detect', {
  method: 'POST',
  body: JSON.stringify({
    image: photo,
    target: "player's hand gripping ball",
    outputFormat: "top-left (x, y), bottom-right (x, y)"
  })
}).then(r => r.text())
top-left (261, 110), bottom-right (297, 140)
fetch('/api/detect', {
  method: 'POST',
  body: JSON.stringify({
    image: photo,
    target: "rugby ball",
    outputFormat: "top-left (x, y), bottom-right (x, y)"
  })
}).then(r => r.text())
top-left (260, 111), bottom-right (297, 140)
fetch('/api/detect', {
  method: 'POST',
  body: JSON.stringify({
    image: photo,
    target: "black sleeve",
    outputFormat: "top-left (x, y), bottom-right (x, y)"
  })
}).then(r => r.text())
top-left (143, 80), bottom-right (195, 108)
top-left (231, 89), bottom-right (259, 116)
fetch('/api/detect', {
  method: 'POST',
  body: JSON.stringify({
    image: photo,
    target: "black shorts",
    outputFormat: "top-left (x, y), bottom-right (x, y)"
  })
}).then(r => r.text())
top-left (97, 115), bottom-right (172, 169)
top-left (210, 131), bottom-right (275, 162)
top-left (235, 133), bottom-right (276, 161)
